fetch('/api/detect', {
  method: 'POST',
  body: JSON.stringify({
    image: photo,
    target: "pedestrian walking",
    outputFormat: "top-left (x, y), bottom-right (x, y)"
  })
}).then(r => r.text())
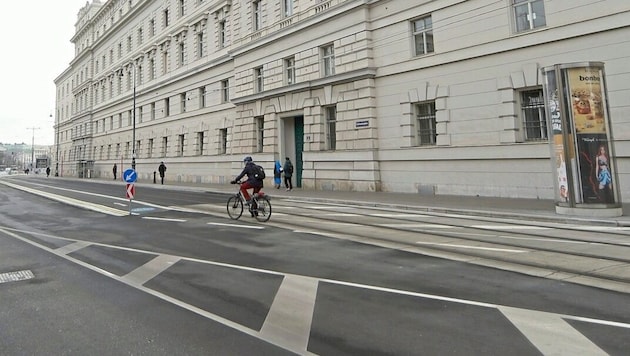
top-left (112, 163), bottom-right (117, 180)
top-left (283, 157), bottom-right (293, 191)
top-left (273, 160), bottom-right (282, 189)
top-left (46, 166), bottom-right (51, 177)
top-left (158, 161), bottom-right (167, 184)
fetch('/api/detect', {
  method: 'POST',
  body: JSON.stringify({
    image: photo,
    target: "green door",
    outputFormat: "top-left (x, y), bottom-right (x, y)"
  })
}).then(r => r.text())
top-left (294, 116), bottom-right (304, 187)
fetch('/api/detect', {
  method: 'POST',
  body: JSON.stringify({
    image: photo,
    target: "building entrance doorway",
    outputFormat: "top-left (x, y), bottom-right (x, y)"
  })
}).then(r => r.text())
top-left (282, 115), bottom-right (304, 188)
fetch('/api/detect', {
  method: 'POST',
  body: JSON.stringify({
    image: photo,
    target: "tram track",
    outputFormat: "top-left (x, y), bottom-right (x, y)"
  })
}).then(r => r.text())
top-left (259, 199), bottom-right (630, 291)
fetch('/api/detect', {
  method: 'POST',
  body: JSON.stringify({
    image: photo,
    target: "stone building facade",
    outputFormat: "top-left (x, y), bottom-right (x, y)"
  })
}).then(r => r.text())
top-left (54, 0), bottom-right (630, 199)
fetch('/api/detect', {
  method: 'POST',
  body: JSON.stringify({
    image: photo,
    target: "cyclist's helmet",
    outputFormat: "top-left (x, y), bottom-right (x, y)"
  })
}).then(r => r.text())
top-left (243, 156), bottom-right (253, 162)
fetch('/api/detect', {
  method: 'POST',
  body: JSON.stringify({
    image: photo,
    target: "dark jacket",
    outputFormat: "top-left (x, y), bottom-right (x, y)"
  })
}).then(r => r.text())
top-left (158, 163), bottom-right (166, 177)
top-left (235, 162), bottom-right (263, 188)
top-left (283, 159), bottom-right (294, 178)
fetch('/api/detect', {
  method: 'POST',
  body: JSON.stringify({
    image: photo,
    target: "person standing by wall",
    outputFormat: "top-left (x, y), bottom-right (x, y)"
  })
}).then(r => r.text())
top-left (158, 161), bottom-right (167, 184)
top-left (112, 163), bottom-right (117, 180)
top-left (273, 159), bottom-right (282, 189)
top-left (283, 157), bottom-right (293, 191)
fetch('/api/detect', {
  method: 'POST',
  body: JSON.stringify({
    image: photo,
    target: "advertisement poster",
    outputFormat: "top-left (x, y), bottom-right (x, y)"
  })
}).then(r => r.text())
top-left (544, 70), bottom-right (569, 202)
top-left (566, 67), bottom-right (614, 204)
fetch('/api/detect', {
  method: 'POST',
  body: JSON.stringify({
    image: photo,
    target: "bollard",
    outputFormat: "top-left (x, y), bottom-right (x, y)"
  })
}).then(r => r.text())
top-left (153, 171), bottom-right (157, 184)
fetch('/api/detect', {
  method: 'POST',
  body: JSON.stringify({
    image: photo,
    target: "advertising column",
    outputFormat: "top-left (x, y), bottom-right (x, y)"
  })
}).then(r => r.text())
top-left (542, 62), bottom-right (621, 217)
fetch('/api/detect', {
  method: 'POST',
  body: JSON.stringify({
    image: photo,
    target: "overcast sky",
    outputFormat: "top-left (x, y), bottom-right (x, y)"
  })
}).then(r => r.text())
top-left (0, 1), bottom-right (89, 146)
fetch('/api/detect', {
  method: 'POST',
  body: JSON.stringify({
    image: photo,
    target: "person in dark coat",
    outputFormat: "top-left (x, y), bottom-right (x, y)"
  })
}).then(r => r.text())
top-left (46, 167), bottom-right (51, 177)
top-left (283, 157), bottom-right (293, 191)
top-left (231, 156), bottom-right (263, 203)
top-left (158, 162), bottom-right (167, 184)
top-left (112, 163), bottom-right (117, 180)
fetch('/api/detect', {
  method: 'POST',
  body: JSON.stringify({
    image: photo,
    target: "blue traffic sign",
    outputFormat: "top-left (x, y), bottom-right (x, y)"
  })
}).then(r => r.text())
top-left (123, 168), bottom-right (137, 183)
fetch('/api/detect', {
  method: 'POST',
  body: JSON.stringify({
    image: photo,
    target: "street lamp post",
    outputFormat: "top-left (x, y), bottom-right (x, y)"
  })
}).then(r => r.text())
top-left (132, 62), bottom-right (136, 170)
top-left (27, 127), bottom-right (40, 172)
top-left (55, 114), bottom-right (59, 176)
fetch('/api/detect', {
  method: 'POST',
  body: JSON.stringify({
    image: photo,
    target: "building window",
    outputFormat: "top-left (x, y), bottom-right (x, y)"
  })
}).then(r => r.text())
top-left (197, 131), bottom-right (204, 155)
top-left (325, 106), bottom-right (337, 150)
top-left (138, 106), bottom-right (143, 123)
top-left (179, 0), bottom-right (185, 17)
top-left (221, 79), bottom-right (229, 102)
top-left (178, 134), bottom-right (185, 156)
top-left (179, 42), bottom-right (185, 66)
top-left (283, 0), bottom-right (293, 17)
top-left (219, 128), bottom-right (228, 154)
top-left (137, 64), bottom-right (143, 85)
top-left (127, 35), bottom-right (132, 52)
top-left (164, 9), bottom-right (169, 28)
top-left (254, 67), bottom-right (264, 93)
top-left (162, 136), bottom-right (168, 157)
top-left (520, 89), bottom-right (547, 141)
top-left (149, 58), bottom-right (155, 80)
top-left (253, 0), bottom-right (262, 31)
top-left (199, 87), bottom-right (207, 108)
top-left (150, 19), bottom-right (156, 37)
top-left (197, 32), bottom-right (204, 57)
top-left (256, 116), bottom-right (264, 153)
top-left (322, 44), bottom-right (335, 77)
top-left (285, 57), bottom-right (295, 85)
top-left (136, 140), bottom-right (141, 158)
top-left (162, 51), bottom-right (168, 74)
top-left (513, 0), bottom-right (546, 32)
top-left (151, 102), bottom-right (156, 120)
top-left (415, 101), bottom-right (437, 146)
top-left (412, 16), bottom-right (434, 56)
top-left (164, 98), bottom-right (170, 116)
top-left (148, 138), bottom-right (154, 158)
top-left (219, 20), bottom-right (226, 48)
top-left (180, 93), bottom-right (187, 113)
top-left (138, 27), bottom-right (143, 45)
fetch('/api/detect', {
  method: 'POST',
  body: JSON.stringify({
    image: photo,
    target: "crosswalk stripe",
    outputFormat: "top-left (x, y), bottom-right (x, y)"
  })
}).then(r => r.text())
top-left (260, 275), bottom-right (319, 352)
top-left (499, 306), bottom-right (608, 356)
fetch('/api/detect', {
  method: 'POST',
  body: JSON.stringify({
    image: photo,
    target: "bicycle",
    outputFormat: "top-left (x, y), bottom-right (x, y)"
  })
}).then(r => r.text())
top-left (227, 182), bottom-right (272, 222)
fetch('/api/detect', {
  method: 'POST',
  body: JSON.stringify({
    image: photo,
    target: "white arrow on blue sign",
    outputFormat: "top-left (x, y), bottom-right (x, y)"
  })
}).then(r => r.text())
top-left (123, 168), bottom-right (137, 183)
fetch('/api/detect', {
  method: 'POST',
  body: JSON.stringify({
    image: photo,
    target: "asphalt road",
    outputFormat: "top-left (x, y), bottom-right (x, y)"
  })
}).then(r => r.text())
top-left (1, 176), bottom-right (629, 355)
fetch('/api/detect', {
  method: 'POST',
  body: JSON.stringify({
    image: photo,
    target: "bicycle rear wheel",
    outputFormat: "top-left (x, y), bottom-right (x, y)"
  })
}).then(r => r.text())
top-left (227, 195), bottom-right (243, 220)
top-left (254, 195), bottom-right (272, 222)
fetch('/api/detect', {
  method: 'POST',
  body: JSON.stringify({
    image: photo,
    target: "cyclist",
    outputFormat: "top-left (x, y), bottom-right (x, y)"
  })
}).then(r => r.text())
top-left (230, 156), bottom-right (263, 215)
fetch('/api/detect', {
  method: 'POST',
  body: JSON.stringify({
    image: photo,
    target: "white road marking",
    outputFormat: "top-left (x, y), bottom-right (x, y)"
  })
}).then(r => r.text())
top-left (3, 226), bottom-right (630, 356)
top-left (122, 254), bottom-right (181, 286)
top-left (55, 241), bottom-right (92, 255)
top-left (499, 306), bottom-right (608, 355)
top-left (370, 213), bottom-right (429, 218)
top-left (142, 216), bottom-right (187, 222)
top-left (379, 223), bottom-right (454, 229)
top-left (114, 202), bottom-right (127, 207)
top-left (207, 222), bottom-right (264, 229)
top-left (472, 225), bottom-right (549, 230)
top-left (415, 241), bottom-right (527, 253)
top-left (260, 275), bottom-right (319, 351)
top-left (323, 213), bottom-right (360, 217)
top-left (0, 180), bottom-right (128, 216)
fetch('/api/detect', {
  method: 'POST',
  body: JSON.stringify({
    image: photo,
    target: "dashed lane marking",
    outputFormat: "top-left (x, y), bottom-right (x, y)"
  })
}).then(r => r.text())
top-left (415, 241), bottom-right (527, 253)
top-left (207, 222), bottom-right (265, 229)
top-left (0, 270), bottom-right (34, 284)
top-left (142, 216), bottom-right (187, 222)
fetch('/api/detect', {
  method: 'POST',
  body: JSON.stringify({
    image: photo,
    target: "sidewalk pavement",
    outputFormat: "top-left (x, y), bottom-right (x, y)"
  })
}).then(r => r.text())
top-left (144, 179), bottom-right (630, 226)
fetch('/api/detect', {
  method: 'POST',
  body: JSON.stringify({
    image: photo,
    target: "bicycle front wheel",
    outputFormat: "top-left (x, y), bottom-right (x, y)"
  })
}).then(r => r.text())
top-left (254, 195), bottom-right (272, 222)
top-left (227, 195), bottom-right (243, 220)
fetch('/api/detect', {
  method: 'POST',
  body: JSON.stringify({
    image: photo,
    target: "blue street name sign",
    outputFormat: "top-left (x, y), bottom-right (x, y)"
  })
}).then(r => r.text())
top-left (123, 168), bottom-right (137, 183)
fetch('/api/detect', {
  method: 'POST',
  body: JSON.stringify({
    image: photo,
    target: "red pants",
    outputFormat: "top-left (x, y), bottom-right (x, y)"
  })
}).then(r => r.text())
top-left (240, 182), bottom-right (261, 201)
